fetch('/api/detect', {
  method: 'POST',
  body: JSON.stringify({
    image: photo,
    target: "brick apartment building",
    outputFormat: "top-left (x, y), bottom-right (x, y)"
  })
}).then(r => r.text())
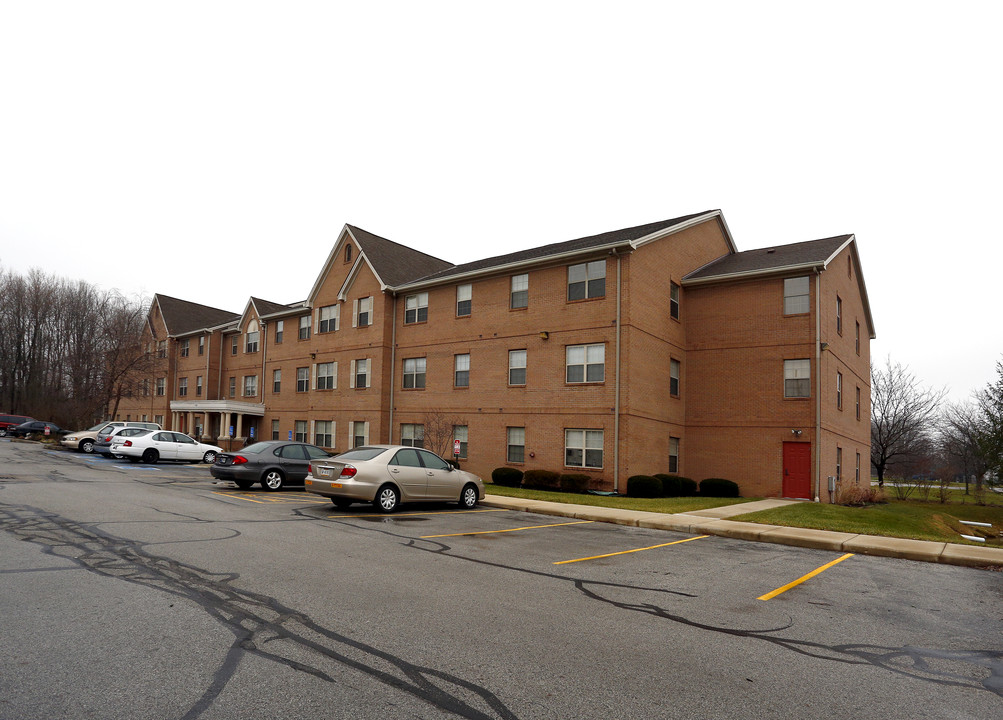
top-left (116, 209), bottom-right (874, 500)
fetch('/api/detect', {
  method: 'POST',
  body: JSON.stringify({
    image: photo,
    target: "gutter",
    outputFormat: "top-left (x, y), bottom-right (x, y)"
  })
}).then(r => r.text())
top-left (614, 250), bottom-right (622, 493)
top-left (814, 272), bottom-right (822, 502)
top-left (388, 294), bottom-right (397, 443)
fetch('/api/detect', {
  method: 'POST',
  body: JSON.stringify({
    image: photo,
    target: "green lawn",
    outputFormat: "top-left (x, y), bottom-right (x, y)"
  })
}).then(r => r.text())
top-left (730, 498), bottom-right (1002, 546)
top-left (484, 483), bottom-right (754, 514)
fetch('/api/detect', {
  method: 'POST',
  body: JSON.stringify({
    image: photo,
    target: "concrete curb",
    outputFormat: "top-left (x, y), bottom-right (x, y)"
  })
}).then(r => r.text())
top-left (481, 495), bottom-right (1003, 569)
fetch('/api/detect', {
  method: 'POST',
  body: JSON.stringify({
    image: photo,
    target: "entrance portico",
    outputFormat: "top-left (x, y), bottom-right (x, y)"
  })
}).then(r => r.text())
top-left (169, 399), bottom-right (266, 444)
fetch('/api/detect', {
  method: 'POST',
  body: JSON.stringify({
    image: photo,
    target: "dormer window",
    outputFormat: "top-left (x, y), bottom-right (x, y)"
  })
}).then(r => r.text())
top-left (345, 245), bottom-right (353, 262)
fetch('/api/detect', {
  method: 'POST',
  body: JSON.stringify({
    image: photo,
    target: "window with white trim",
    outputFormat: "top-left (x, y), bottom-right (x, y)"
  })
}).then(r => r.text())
top-left (245, 322), bottom-right (259, 353)
top-left (565, 429), bottom-right (603, 469)
top-left (198, 336), bottom-right (205, 355)
top-left (568, 260), bottom-right (605, 300)
top-left (456, 284), bottom-right (471, 317)
top-left (670, 359), bottom-right (681, 397)
top-left (228, 377), bottom-right (236, 397)
top-left (453, 425), bottom-right (468, 459)
top-left (837, 371), bottom-right (843, 409)
top-left (401, 423), bottom-right (424, 448)
top-left (196, 375), bottom-right (203, 397)
top-left (566, 343), bottom-right (605, 383)
top-left (669, 436), bottom-right (680, 473)
top-left (231, 336), bottom-right (238, 355)
top-left (510, 274), bottom-right (528, 309)
top-left (315, 421), bottom-right (333, 448)
top-left (404, 293), bottom-right (428, 324)
top-left (784, 276), bottom-right (810, 314)
top-left (271, 419), bottom-right (280, 440)
top-left (272, 369), bottom-right (281, 393)
top-left (836, 446), bottom-right (842, 483)
top-left (836, 296), bottom-right (843, 335)
top-left (350, 421), bottom-right (369, 448)
top-left (298, 315), bottom-right (310, 340)
top-left (156, 377), bottom-right (165, 396)
top-left (670, 282), bottom-right (680, 320)
top-left (243, 375), bottom-right (258, 397)
top-left (403, 358), bottom-right (426, 389)
top-left (454, 354), bottom-right (470, 387)
top-left (508, 349), bottom-right (526, 385)
top-left (295, 420), bottom-right (308, 443)
top-left (180, 339), bottom-right (190, 357)
top-left (296, 367), bottom-right (309, 392)
top-left (316, 362), bottom-right (335, 390)
top-left (178, 377), bottom-right (188, 397)
top-left (784, 359), bottom-right (811, 398)
top-left (275, 320), bottom-right (284, 344)
top-left (354, 297), bottom-right (372, 327)
top-left (318, 305), bottom-right (339, 334)
top-left (507, 427), bottom-right (525, 463)
top-left (351, 359), bottom-right (370, 389)
top-left (157, 340), bottom-right (167, 358)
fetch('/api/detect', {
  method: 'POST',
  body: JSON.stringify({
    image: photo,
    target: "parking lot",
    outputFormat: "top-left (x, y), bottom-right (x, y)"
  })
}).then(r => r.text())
top-left (2, 439), bottom-right (1001, 719)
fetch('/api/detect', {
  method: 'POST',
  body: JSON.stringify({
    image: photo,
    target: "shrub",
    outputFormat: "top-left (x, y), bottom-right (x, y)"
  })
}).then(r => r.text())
top-left (627, 474), bottom-right (662, 498)
top-left (655, 474), bottom-right (682, 497)
top-left (677, 477), bottom-right (698, 496)
top-left (491, 467), bottom-right (523, 487)
top-left (559, 473), bottom-right (591, 493)
top-left (699, 478), bottom-right (740, 498)
top-left (523, 469), bottom-right (561, 490)
top-left (834, 482), bottom-right (888, 506)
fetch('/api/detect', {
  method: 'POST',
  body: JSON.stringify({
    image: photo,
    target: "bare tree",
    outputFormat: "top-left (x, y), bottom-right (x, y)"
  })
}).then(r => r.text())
top-left (939, 400), bottom-right (989, 495)
top-left (422, 411), bottom-right (464, 462)
top-left (870, 357), bottom-right (946, 486)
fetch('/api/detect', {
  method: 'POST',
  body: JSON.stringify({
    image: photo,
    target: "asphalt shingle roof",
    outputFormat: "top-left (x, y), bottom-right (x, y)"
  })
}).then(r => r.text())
top-left (684, 234), bottom-right (853, 282)
top-left (250, 297), bottom-right (298, 316)
top-left (347, 225), bottom-right (453, 287)
top-left (155, 294), bottom-right (239, 336)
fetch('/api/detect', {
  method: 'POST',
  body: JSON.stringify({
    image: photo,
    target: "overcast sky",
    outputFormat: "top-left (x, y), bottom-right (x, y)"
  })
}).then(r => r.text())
top-left (1, 2), bottom-right (1000, 402)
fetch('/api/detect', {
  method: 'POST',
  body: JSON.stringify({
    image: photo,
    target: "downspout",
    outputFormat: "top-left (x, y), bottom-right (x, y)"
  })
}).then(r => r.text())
top-left (388, 293), bottom-right (397, 444)
top-left (260, 321), bottom-right (267, 440)
top-left (614, 250), bottom-right (622, 494)
top-left (814, 271), bottom-right (822, 502)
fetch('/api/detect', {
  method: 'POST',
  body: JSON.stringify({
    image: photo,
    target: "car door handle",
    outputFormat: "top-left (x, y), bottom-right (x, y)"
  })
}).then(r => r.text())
top-left (391, 468), bottom-right (400, 473)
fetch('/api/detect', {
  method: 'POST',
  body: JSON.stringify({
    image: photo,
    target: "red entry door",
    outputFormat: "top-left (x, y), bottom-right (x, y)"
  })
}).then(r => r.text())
top-left (782, 442), bottom-right (812, 499)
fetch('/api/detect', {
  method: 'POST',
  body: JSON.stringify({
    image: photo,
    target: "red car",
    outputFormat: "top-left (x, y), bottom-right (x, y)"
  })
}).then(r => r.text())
top-left (0, 414), bottom-right (34, 437)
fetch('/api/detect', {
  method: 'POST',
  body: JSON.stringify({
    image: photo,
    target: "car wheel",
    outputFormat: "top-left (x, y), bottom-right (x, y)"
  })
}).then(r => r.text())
top-left (374, 484), bottom-right (400, 513)
top-left (261, 469), bottom-right (285, 491)
top-left (459, 483), bottom-right (479, 509)
top-left (332, 498), bottom-right (353, 509)
top-left (80, 439), bottom-right (95, 453)
top-left (235, 479), bottom-right (253, 490)
top-left (202, 450), bottom-right (218, 464)
top-left (141, 449), bottom-right (159, 464)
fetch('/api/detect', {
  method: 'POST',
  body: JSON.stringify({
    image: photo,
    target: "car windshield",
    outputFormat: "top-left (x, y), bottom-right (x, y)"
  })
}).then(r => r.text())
top-left (335, 447), bottom-right (387, 462)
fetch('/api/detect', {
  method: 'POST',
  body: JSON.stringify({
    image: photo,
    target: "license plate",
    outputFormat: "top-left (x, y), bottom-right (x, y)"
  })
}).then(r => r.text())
top-left (317, 467), bottom-right (332, 478)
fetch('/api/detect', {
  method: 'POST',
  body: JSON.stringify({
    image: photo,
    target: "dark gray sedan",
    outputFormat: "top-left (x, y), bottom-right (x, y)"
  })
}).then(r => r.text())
top-left (210, 440), bottom-right (333, 491)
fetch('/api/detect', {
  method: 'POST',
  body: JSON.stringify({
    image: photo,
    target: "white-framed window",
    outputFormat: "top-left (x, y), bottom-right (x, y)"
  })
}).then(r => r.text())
top-left (510, 274), bottom-right (528, 309)
top-left (454, 354), bottom-right (470, 387)
top-left (231, 336), bottom-right (238, 355)
top-left (154, 414), bottom-right (164, 427)
top-left (295, 420), bottom-right (308, 443)
top-left (855, 452), bottom-right (861, 484)
top-left (670, 282), bottom-right (680, 320)
top-left (784, 276), bottom-right (810, 315)
top-left (178, 377), bottom-right (188, 397)
top-left (196, 375), bottom-right (203, 397)
top-left (141, 379), bottom-right (149, 396)
top-left (784, 359), bottom-right (811, 398)
top-left (198, 336), bottom-right (205, 355)
top-left (316, 362), bottom-right (336, 390)
top-left (351, 359), bottom-right (370, 389)
top-left (670, 359), bottom-right (681, 397)
top-left (403, 358), bottom-right (426, 389)
top-left (156, 377), bottom-right (165, 396)
top-left (243, 375), bottom-right (258, 397)
top-left (345, 244), bottom-right (352, 262)
top-left (669, 436), bottom-right (680, 473)
top-left (855, 321), bottom-right (860, 355)
top-left (298, 315), bottom-right (311, 340)
top-left (228, 377), bottom-right (236, 397)
top-left (404, 293), bottom-right (428, 324)
top-left (568, 260), bottom-right (605, 300)
top-left (315, 421), bottom-right (333, 448)
top-left (157, 340), bottom-right (167, 358)
top-left (401, 423), bottom-right (424, 448)
top-left (836, 296), bottom-right (843, 335)
top-left (272, 369), bottom-right (281, 393)
top-left (456, 284), bottom-right (472, 317)
top-left (350, 421), bottom-right (369, 448)
top-left (453, 425), bottom-right (468, 459)
top-left (565, 429), bottom-right (603, 469)
top-left (271, 419), bottom-right (280, 440)
top-left (296, 367), bottom-right (309, 392)
top-left (836, 446), bottom-right (843, 483)
top-left (354, 296), bottom-right (372, 327)
top-left (566, 343), bottom-right (605, 383)
top-left (318, 305), bottom-right (339, 333)
top-left (507, 427), bottom-right (525, 463)
top-left (856, 386), bottom-right (861, 420)
top-left (836, 371), bottom-right (843, 409)
top-left (245, 331), bottom-right (259, 353)
top-left (275, 320), bottom-right (284, 344)
top-left (508, 349), bottom-right (527, 385)
top-left (180, 339), bottom-right (190, 357)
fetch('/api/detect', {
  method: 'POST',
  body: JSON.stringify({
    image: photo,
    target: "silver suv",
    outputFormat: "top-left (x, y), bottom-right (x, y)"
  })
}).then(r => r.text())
top-left (61, 421), bottom-right (162, 453)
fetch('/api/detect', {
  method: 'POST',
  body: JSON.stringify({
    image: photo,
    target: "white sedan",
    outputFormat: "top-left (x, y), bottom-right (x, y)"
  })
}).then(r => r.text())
top-left (111, 430), bottom-right (222, 464)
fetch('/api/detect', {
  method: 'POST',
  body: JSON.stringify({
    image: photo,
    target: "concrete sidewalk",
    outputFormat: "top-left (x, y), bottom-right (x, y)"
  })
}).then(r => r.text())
top-left (481, 495), bottom-right (1003, 569)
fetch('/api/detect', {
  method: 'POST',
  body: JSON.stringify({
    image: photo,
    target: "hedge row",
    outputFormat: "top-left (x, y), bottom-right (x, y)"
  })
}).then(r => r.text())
top-left (490, 468), bottom-right (739, 498)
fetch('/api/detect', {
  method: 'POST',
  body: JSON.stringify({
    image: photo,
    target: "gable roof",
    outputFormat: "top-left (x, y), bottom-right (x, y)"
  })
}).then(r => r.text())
top-left (153, 294), bottom-right (239, 337)
top-left (683, 233), bottom-right (875, 338)
top-left (396, 210), bottom-right (731, 290)
top-left (235, 297), bottom-right (301, 330)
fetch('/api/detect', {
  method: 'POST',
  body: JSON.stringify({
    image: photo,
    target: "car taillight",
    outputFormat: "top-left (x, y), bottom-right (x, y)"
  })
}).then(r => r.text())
top-left (123, 440), bottom-right (132, 447)
top-left (232, 456), bottom-right (247, 465)
top-left (339, 465), bottom-right (357, 479)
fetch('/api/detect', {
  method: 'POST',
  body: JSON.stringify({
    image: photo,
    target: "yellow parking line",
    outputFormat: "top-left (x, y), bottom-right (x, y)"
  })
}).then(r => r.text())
top-left (757, 553), bottom-right (855, 601)
top-left (211, 491), bottom-right (270, 504)
top-left (554, 535), bottom-right (709, 565)
top-left (421, 520), bottom-right (593, 539)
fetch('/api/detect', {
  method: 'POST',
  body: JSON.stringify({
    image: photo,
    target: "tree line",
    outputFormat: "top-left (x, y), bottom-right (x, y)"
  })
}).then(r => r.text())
top-left (871, 356), bottom-right (1003, 499)
top-left (0, 264), bottom-right (150, 430)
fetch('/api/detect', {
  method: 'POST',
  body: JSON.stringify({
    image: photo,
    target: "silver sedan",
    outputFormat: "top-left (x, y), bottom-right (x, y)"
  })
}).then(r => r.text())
top-left (305, 445), bottom-right (485, 512)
